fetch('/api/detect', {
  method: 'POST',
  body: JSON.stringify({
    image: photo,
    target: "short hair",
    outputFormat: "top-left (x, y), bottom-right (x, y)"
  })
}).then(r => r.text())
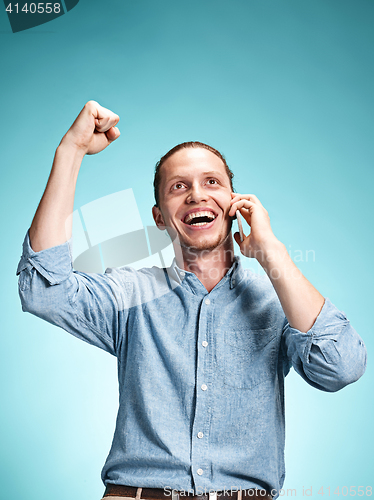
top-left (153, 141), bottom-right (234, 207)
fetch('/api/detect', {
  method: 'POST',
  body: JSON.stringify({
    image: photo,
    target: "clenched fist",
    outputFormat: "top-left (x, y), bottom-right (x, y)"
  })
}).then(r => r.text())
top-left (61, 100), bottom-right (120, 155)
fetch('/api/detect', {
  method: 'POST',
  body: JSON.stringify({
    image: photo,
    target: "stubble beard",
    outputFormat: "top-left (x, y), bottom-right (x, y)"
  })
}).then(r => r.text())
top-left (181, 232), bottom-right (227, 252)
top-left (162, 210), bottom-right (233, 257)
top-left (178, 222), bottom-right (233, 257)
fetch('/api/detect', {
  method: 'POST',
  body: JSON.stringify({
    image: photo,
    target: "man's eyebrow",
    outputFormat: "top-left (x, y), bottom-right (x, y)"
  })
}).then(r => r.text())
top-left (165, 171), bottom-right (225, 184)
top-left (202, 171), bottom-right (225, 177)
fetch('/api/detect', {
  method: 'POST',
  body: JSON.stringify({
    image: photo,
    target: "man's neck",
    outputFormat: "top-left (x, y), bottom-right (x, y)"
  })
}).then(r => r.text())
top-left (174, 235), bottom-right (235, 293)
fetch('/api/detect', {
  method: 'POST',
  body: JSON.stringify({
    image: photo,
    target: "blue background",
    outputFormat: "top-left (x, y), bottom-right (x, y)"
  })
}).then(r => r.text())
top-left (0, 0), bottom-right (373, 498)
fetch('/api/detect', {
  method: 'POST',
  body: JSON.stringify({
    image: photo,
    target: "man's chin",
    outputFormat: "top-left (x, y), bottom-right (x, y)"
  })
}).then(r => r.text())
top-left (165, 222), bottom-right (233, 254)
top-left (179, 231), bottom-right (232, 253)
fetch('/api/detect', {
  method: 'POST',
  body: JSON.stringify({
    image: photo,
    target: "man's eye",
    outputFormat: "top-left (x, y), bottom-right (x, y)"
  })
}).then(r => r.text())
top-left (207, 179), bottom-right (218, 185)
top-left (172, 183), bottom-right (185, 190)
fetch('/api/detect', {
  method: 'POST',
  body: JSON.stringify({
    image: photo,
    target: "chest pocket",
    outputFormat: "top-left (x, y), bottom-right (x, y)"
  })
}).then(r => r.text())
top-left (223, 327), bottom-right (278, 390)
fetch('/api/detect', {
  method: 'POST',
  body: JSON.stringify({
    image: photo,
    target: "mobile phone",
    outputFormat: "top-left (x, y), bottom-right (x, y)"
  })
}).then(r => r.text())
top-left (236, 210), bottom-right (244, 242)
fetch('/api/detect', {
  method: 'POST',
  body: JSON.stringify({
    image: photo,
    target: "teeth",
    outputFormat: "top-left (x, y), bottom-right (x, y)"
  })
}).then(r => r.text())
top-left (184, 211), bottom-right (216, 224)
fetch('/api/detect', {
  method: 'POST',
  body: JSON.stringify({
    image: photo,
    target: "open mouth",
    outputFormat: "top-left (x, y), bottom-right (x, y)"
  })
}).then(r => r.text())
top-left (183, 210), bottom-right (217, 227)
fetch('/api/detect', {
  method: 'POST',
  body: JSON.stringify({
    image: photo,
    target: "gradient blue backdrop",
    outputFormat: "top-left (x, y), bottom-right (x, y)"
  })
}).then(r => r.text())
top-left (0, 1), bottom-right (373, 499)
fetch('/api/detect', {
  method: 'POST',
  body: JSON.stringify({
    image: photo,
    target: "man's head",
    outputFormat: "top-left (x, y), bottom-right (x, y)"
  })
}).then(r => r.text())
top-left (153, 142), bottom-right (234, 208)
top-left (152, 142), bottom-right (235, 252)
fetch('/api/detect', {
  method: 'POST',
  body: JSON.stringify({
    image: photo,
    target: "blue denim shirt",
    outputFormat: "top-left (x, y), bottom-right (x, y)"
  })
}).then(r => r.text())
top-left (17, 232), bottom-right (367, 496)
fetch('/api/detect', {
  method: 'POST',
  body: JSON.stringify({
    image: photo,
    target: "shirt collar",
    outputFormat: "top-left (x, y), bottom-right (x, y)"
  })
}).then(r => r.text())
top-left (167, 255), bottom-right (245, 292)
top-left (229, 255), bottom-right (245, 289)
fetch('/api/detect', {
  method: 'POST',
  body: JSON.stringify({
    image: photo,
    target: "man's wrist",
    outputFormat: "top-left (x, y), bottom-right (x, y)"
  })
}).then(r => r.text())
top-left (54, 137), bottom-right (86, 178)
top-left (58, 133), bottom-right (87, 159)
top-left (254, 238), bottom-right (288, 270)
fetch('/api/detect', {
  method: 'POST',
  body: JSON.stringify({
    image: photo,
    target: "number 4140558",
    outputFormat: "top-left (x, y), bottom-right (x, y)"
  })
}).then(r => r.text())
top-left (5, 3), bottom-right (61, 14)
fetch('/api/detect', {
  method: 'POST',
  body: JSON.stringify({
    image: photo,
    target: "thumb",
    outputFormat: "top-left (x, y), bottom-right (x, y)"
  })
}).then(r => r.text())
top-left (233, 232), bottom-right (242, 247)
top-left (233, 231), bottom-right (248, 256)
top-left (106, 126), bottom-right (121, 143)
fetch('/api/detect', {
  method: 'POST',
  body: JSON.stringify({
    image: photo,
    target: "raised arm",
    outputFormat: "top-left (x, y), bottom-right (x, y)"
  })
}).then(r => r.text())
top-left (29, 100), bottom-right (120, 252)
top-left (16, 102), bottom-right (124, 356)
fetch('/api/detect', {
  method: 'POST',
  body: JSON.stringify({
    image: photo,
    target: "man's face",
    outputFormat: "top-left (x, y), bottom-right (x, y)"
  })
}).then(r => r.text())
top-left (152, 147), bottom-right (233, 252)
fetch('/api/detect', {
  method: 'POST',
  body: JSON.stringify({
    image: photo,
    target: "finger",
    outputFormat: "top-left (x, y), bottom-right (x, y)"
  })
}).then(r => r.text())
top-left (233, 232), bottom-right (247, 254)
top-left (230, 193), bottom-right (264, 208)
top-left (230, 201), bottom-right (257, 227)
top-left (230, 194), bottom-right (254, 209)
top-left (106, 126), bottom-right (121, 142)
top-left (231, 192), bottom-right (243, 203)
top-left (95, 113), bottom-right (120, 133)
top-left (84, 101), bottom-right (120, 133)
top-left (86, 126), bottom-right (121, 155)
top-left (229, 198), bottom-right (256, 217)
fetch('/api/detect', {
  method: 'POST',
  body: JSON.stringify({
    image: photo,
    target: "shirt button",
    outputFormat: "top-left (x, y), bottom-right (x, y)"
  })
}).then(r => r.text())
top-left (180, 271), bottom-right (185, 277)
top-left (205, 298), bottom-right (210, 305)
top-left (232, 279), bottom-right (236, 286)
top-left (202, 341), bottom-right (208, 347)
top-left (201, 384), bottom-right (207, 391)
top-left (197, 432), bottom-right (204, 439)
top-left (197, 468), bottom-right (204, 476)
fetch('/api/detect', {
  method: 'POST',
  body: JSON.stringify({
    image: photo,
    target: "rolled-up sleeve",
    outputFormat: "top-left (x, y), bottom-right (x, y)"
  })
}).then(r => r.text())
top-left (282, 298), bottom-right (367, 392)
top-left (16, 231), bottom-right (129, 356)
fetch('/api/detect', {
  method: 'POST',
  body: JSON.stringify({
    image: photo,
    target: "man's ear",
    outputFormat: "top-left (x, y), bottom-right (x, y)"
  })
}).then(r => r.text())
top-left (152, 205), bottom-right (166, 230)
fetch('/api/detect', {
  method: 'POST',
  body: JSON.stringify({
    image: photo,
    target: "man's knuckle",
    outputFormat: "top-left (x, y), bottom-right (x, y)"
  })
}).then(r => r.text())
top-left (85, 100), bottom-right (98, 110)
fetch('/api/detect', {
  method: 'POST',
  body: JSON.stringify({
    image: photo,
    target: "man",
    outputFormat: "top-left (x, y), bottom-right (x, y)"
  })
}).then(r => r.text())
top-left (17, 101), bottom-right (367, 499)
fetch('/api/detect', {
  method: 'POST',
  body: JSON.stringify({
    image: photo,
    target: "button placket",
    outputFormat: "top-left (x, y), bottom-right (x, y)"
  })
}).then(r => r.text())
top-left (191, 294), bottom-right (213, 487)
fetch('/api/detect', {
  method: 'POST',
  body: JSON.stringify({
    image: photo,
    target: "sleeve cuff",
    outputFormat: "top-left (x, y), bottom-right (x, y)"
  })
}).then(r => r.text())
top-left (285, 297), bottom-right (350, 364)
top-left (16, 230), bottom-right (73, 285)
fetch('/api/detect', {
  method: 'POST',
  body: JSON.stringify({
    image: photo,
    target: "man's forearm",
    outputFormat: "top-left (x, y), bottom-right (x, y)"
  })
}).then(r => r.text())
top-left (256, 240), bottom-right (325, 333)
top-left (28, 101), bottom-right (121, 253)
top-left (229, 194), bottom-right (325, 333)
top-left (29, 141), bottom-right (84, 252)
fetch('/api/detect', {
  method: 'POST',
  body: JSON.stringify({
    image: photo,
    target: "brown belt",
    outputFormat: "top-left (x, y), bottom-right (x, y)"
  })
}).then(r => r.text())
top-left (103, 485), bottom-right (272, 500)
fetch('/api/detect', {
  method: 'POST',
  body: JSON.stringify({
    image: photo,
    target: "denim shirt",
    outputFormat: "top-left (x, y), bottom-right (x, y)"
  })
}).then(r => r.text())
top-left (17, 232), bottom-right (367, 497)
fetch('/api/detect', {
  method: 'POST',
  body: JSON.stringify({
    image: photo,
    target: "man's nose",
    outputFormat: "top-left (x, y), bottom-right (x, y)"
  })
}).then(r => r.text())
top-left (186, 183), bottom-right (207, 203)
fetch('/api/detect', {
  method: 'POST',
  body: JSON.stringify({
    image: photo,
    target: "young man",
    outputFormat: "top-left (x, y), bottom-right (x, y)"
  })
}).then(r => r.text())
top-left (17, 101), bottom-right (367, 499)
